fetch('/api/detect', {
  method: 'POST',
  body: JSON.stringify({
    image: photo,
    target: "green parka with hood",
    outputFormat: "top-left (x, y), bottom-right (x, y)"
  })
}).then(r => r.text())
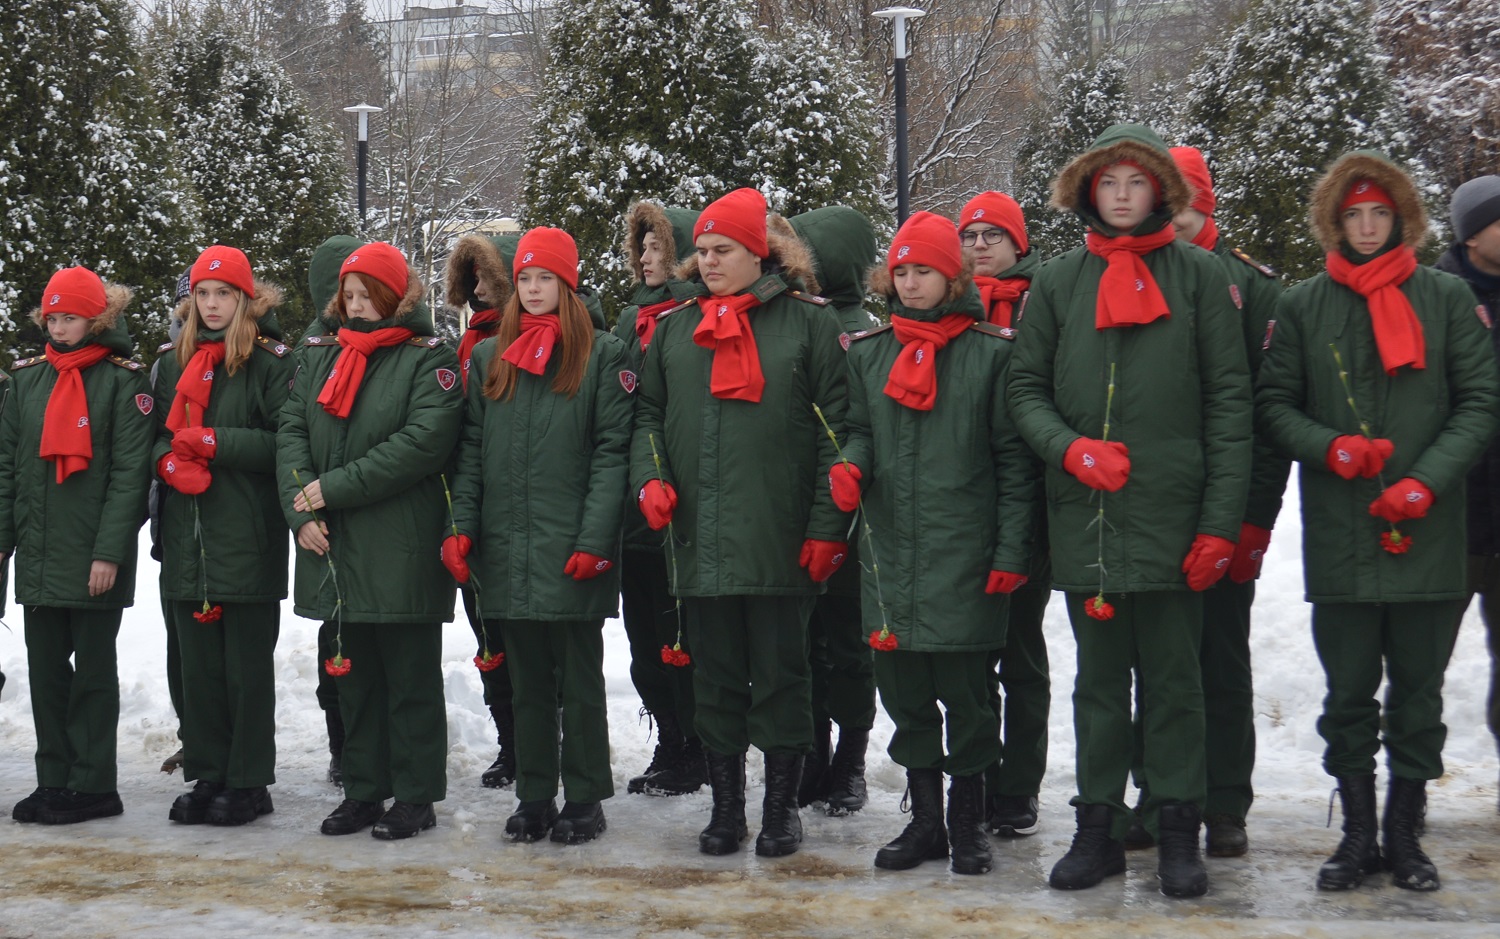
top-left (0, 285), bottom-right (153, 608)
top-left (1008, 124), bottom-right (1254, 593)
top-left (629, 220), bottom-right (852, 597)
top-left (153, 282), bottom-right (295, 603)
top-left (445, 231), bottom-right (520, 384)
top-left (304, 235), bottom-right (363, 338)
top-left (277, 270), bottom-right (464, 623)
top-left (1256, 150), bottom-right (1500, 602)
top-left (844, 269), bottom-right (1040, 651)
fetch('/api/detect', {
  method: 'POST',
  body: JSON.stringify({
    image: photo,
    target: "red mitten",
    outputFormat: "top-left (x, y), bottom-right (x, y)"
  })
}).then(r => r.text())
top-left (441, 534), bottom-right (472, 583)
top-left (985, 570), bottom-right (1028, 594)
top-left (638, 480), bottom-right (678, 531)
top-left (1369, 478), bottom-right (1434, 522)
top-left (158, 453), bottom-right (211, 495)
top-left (829, 463), bottom-right (863, 512)
top-left (564, 551), bottom-right (614, 581)
top-left (799, 539), bottom-right (848, 583)
top-left (171, 426), bottom-right (218, 461)
top-left (1063, 438), bottom-right (1131, 492)
top-left (1326, 435), bottom-right (1394, 480)
top-left (1228, 523), bottom-right (1272, 584)
top-left (1181, 533), bottom-right (1236, 591)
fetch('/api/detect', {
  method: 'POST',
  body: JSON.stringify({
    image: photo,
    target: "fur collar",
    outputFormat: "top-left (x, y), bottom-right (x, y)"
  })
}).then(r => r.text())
top-left (1309, 151), bottom-right (1428, 253)
top-left (445, 235), bottom-right (513, 310)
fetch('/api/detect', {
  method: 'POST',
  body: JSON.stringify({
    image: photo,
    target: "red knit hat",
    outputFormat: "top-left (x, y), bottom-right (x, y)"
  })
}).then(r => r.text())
top-left (190, 245), bottom-right (256, 298)
top-left (1091, 160), bottom-right (1163, 206)
top-left (341, 242), bottom-right (409, 299)
top-left (514, 227), bottom-right (580, 290)
top-left (1169, 147), bottom-right (1217, 216)
top-left (1341, 179), bottom-right (1396, 212)
top-left (694, 188), bottom-right (768, 258)
top-left (888, 211), bottom-right (963, 279)
top-left (41, 266), bottom-right (107, 318)
top-left (958, 191), bottom-right (1029, 256)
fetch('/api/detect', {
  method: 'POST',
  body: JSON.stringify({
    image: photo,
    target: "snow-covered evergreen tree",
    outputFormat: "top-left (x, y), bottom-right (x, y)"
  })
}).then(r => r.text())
top-left (1011, 57), bottom-right (1136, 261)
top-left (1179, 0), bottom-right (1415, 279)
top-left (0, 0), bottom-right (201, 360)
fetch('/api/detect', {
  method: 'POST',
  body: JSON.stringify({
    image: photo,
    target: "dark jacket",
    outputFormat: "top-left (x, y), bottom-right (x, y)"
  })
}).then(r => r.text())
top-left (1436, 243), bottom-right (1500, 556)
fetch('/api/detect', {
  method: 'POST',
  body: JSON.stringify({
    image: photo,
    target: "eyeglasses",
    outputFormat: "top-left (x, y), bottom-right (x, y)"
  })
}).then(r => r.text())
top-left (960, 229), bottom-right (1009, 247)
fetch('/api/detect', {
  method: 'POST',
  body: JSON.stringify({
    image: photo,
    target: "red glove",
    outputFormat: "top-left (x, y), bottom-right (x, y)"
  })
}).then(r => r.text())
top-left (171, 426), bottom-right (218, 461)
top-left (158, 453), bottom-right (210, 495)
top-left (441, 534), bottom-right (472, 584)
top-left (1063, 438), bottom-right (1130, 492)
top-left (1182, 533), bottom-right (1235, 591)
top-left (829, 463), bottom-right (863, 512)
top-left (638, 480), bottom-right (677, 530)
top-left (799, 539), bottom-right (848, 583)
top-left (985, 570), bottom-right (1028, 594)
top-left (1369, 478), bottom-right (1434, 522)
top-left (1326, 435), bottom-right (1394, 480)
top-left (1228, 523), bottom-right (1272, 584)
top-left (564, 551), bottom-right (613, 581)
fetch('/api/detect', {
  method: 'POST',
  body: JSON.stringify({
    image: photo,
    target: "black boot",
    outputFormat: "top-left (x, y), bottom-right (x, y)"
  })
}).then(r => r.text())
top-left (207, 786), bottom-right (274, 826)
top-left (325, 708), bottom-right (345, 788)
top-left (482, 701), bottom-right (517, 789)
top-left (34, 789), bottom-right (124, 825)
top-left (755, 753), bottom-right (804, 857)
top-left (1049, 804), bottom-right (1127, 890)
top-left (946, 774), bottom-right (993, 875)
top-left (647, 735), bottom-right (708, 796)
top-left (1204, 813), bottom-right (1248, 857)
top-left (798, 718), bottom-right (832, 807)
top-left (372, 800), bottom-right (436, 840)
top-left (320, 798), bottom-right (384, 835)
top-left (12, 787), bottom-right (66, 823)
top-left (169, 780), bottom-right (223, 825)
top-left (505, 799), bottom-right (558, 842)
top-left (1156, 802), bottom-right (1208, 898)
top-left (626, 708), bottom-right (683, 795)
top-left (1316, 774), bottom-right (1382, 890)
top-left (550, 801), bottom-right (607, 844)
top-left (1383, 776), bottom-right (1440, 891)
top-left (874, 769), bottom-right (948, 870)
top-left (823, 728), bottom-right (869, 816)
top-left (699, 751), bottom-right (748, 855)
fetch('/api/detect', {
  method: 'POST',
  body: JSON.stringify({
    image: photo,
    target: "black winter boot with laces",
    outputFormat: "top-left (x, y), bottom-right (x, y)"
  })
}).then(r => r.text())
top-left (1316, 774), bottom-right (1382, 890)
top-left (1049, 804), bottom-right (1127, 890)
top-left (874, 769), bottom-right (948, 870)
top-left (1383, 776), bottom-right (1440, 891)
top-left (699, 750), bottom-right (748, 855)
top-left (946, 774), bottom-right (993, 875)
top-left (754, 753), bottom-right (804, 857)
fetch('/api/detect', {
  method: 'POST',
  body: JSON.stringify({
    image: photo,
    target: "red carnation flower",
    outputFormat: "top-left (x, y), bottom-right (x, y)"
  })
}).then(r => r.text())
top-left (192, 603), bottom-right (223, 623)
top-left (1085, 596), bottom-right (1116, 621)
top-left (1381, 530), bottom-right (1412, 554)
top-left (323, 655), bottom-right (352, 677)
top-left (661, 644), bottom-right (692, 667)
top-left (474, 651), bottom-right (504, 672)
top-left (868, 628), bottom-right (898, 652)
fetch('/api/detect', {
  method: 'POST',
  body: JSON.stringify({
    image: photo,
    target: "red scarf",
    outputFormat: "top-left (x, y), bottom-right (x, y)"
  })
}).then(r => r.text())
top-left (693, 293), bottom-right (764, 402)
top-left (500, 313), bottom-right (561, 376)
top-left (457, 309), bottom-right (500, 388)
top-left (166, 341), bottom-right (225, 432)
top-left (1326, 247), bottom-right (1424, 374)
top-left (40, 343), bottom-right (113, 483)
top-left (317, 327), bottom-right (415, 418)
top-left (974, 276), bottom-right (1029, 329)
top-left (634, 299), bottom-right (679, 352)
top-left (1191, 216), bottom-right (1220, 252)
top-left (1085, 227), bottom-right (1177, 329)
top-left (884, 314), bottom-right (973, 411)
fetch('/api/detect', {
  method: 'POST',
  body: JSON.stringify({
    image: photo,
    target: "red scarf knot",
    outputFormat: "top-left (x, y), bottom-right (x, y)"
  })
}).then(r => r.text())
top-left (693, 293), bottom-right (764, 402)
top-left (317, 326), bottom-right (416, 418)
top-left (1326, 247), bottom-right (1423, 375)
top-left (974, 276), bottom-right (1029, 329)
top-left (1085, 227), bottom-right (1178, 329)
top-left (457, 308), bottom-right (501, 388)
top-left (500, 313), bottom-right (562, 376)
top-left (634, 299), bottom-right (679, 352)
top-left (166, 341), bottom-right (226, 432)
top-left (1191, 216), bottom-right (1220, 252)
top-left (41, 343), bottom-right (113, 483)
top-left (884, 313), bottom-right (973, 410)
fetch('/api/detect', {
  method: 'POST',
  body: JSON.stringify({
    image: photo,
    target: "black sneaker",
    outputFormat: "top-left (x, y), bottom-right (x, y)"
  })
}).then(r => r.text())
top-left (320, 798), bottom-right (385, 836)
top-left (35, 789), bottom-right (124, 825)
top-left (207, 787), bottom-right (274, 826)
top-left (169, 780), bottom-right (224, 824)
top-left (987, 794), bottom-right (1040, 837)
top-left (12, 787), bottom-right (66, 823)
top-left (372, 800), bottom-right (436, 840)
top-left (550, 801), bottom-right (606, 844)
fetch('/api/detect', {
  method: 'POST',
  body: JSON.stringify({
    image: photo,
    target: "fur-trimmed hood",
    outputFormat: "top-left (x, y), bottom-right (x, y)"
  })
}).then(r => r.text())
top-left (30, 282), bottom-right (136, 356)
top-left (445, 233), bottom-right (517, 311)
top-left (789, 206), bottom-right (877, 307)
top-left (1309, 150), bottom-right (1428, 253)
top-left (1050, 123), bottom-right (1191, 222)
top-left (171, 279), bottom-right (286, 341)
top-left (673, 214), bottom-right (820, 295)
top-left (866, 257), bottom-right (977, 309)
top-left (323, 264), bottom-right (435, 336)
top-left (623, 202), bottom-right (699, 283)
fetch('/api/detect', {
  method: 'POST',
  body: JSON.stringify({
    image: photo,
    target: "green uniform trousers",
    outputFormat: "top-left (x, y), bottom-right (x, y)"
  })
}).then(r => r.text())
top-left (875, 648), bottom-right (998, 777)
top-left (808, 591), bottom-right (876, 732)
top-left (316, 619), bottom-right (340, 712)
top-left (24, 606), bottom-right (121, 793)
top-left (1464, 555), bottom-right (1500, 751)
top-left (162, 595), bottom-right (184, 736)
top-left (334, 622), bottom-right (447, 804)
top-left (502, 619), bottom-right (613, 803)
top-left (462, 584), bottom-right (511, 709)
top-left (1066, 590), bottom-right (1205, 840)
top-left (986, 582), bottom-right (1051, 798)
top-left (683, 595), bottom-right (815, 756)
top-left (173, 601), bottom-right (278, 788)
top-left (619, 549), bottom-right (696, 727)
top-left (1312, 600), bottom-right (1463, 780)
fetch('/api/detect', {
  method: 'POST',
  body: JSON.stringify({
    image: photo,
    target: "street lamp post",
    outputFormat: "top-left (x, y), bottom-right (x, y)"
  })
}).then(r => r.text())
top-left (343, 103), bottom-right (383, 233)
top-left (874, 7), bottom-right (926, 224)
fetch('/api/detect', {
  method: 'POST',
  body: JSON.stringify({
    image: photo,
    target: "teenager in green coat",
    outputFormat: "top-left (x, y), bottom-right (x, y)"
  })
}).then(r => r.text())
top-left (1257, 151), bottom-right (1500, 892)
top-left (1008, 124), bottom-right (1253, 898)
top-left (278, 242), bottom-right (463, 840)
top-left (1, 266), bottom-right (154, 825)
top-left (154, 246), bottom-right (293, 826)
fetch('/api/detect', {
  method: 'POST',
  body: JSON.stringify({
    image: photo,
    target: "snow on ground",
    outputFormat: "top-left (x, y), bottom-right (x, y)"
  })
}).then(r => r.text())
top-left (3, 480), bottom-right (1500, 937)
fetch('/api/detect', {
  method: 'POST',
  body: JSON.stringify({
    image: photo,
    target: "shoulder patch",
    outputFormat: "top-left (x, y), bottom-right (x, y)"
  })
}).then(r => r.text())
top-left (409, 336), bottom-right (444, 348)
top-left (787, 291), bottom-right (831, 307)
top-left (302, 334), bottom-right (331, 346)
top-left (108, 355), bottom-right (146, 371)
top-left (968, 322), bottom-right (1013, 340)
top-left (619, 370), bottom-right (637, 394)
top-left (1231, 247), bottom-right (1278, 279)
top-left (850, 324), bottom-right (893, 341)
top-left (1478, 304), bottom-right (1493, 330)
top-left (11, 355), bottom-right (45, 369)
top-left (1262, 319), bottom-right (1277, 351)
top-left (157, 341), bottom-right (176, 354)
top-left (657, 300), bottom-right (697, 319)
top-left (435, 367), bottom-right (458, 391)
top-left (255, 335), bottom-right (291, 357)
top-left (1229, 284), bottom-right (1244, 310)
top-left (135, 393), bottom-right (154, 415)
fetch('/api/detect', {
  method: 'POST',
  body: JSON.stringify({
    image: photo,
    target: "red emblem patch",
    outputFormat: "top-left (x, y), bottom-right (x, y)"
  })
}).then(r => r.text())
top-left (1262, 319), bottom-right (1276, 351)
top-left (1477, 305), bottom-right (1493, 329)
top-left (1229, 284), bottom-right (1243, 310)
top-left (135, 394), bottom-right (154, 415)
top-left (619, 370), bottom-right (637, 394)
top-left (839, 332), bottom-right (851, 351)
top-left (436, 368), bottom-right (457, 391)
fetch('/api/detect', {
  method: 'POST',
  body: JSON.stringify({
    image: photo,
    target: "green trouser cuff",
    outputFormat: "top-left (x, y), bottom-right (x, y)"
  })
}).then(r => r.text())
top-left (874, 648), bottom-right (998, 778)
top-left (162, 595), bottom-right (185, 735)
top-left (335, 622), bottom-right (447, 804)
top-left (504, 619), bottom-right (614, 803)
top-left (25, 606), bottom-right (122, 792)
top-left (174, 601), bottom-right (280, 787)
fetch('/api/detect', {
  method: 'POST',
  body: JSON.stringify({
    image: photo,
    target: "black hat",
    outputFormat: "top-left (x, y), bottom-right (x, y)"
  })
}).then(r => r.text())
top-left (1451, 175), bottom-right (1500, 243)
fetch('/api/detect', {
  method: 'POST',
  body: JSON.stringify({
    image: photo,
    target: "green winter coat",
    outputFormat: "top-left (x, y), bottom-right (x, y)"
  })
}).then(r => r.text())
top-left (1008, 124), bottom-right (1253, 593)
top-left (0, 286), bottom-right (153, 608)
top-left (1256, 150), bottom-right (1500, 603)
top-left (629, 228), bottom-right (852, 597)
top-left (843, 276), bottom-right (1040, 651)
top-left (277, 275), bottom-right (464, 623)
top-left (452, 304), bottom-right (635, 620)
top-left (153, 284), bottom-right (295, 603)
